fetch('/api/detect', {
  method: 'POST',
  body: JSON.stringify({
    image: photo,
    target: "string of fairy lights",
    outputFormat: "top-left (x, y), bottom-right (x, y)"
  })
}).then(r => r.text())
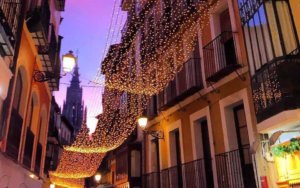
top-left (50, 1), bottom-right (220, 187)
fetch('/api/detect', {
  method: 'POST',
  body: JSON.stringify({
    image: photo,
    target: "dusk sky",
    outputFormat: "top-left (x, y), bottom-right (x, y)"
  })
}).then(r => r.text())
top-left (54, 1), bottom-right (126, 132)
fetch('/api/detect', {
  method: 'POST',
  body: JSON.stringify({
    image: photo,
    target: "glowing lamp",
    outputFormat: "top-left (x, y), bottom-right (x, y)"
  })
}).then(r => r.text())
top-left (62, 50), bottom-right (76, 73)
top-left (138, 116), bottom-right (148, 128)
top-left (94, 174), bottom-right (101, 182)
top-left (50, 184), bottom-right (55, 188)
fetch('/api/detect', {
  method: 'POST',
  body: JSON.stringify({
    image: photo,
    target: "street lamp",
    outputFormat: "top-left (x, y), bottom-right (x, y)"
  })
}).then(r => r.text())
top-left (62, 50), bottom-right (76, 73)
top-left (138, 113), bottom-right (164, 139)
top-left (33, 50), bottom-right (76, 82)
top-left (94, 173), bottom-right (101, 182)
top-left (137, 115), bottom-right (148, 129)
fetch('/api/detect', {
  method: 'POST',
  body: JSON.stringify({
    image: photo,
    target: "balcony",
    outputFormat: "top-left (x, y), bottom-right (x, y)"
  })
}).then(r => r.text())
top-left (143, 172), bottom-right (160, 188)
top-left (6, 108), bottom-right (23, 161)
top-left (203, 31), bottom-right (241, 83)
top-left (27, 1), bottom-right (61, 91)
top-left (181, 159), bottom-right (207, 188)
top-left (215, 147), bottom-right (255, 188)
top-left (35, 143), bottom-right (43, 176)
top-left (0, 0), bottom-right (22, 56)
top-left (144, 159), bottom-right (208, 188)
top-left (158, 58), bottom-right (203, 110)
top-left (252, 53), bottom-right (300, 123)
top-left (23, 128), bottom-right (34, 169)
top-left (161, 166), bottom-right (181, 188)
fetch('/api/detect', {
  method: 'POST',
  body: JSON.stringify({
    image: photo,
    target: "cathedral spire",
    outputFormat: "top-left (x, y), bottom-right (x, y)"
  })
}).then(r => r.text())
top-left (62, 57), bottom-right (84, 135)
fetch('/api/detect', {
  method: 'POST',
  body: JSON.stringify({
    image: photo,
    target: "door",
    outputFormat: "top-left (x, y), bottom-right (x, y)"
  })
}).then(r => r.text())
top-left (201, 120), bottom-right (214, 188)
top-left (151, 139), bottom-right (160, 188)
top-left (233, 104), bottom-right (256, 188)
top-left (175, 130), bottom-right (183, 188)
top-left (220, 9), bottom-right (237, 66)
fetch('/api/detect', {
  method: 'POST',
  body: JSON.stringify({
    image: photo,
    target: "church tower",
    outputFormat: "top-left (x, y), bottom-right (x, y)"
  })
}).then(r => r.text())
top-left (62, 59), bottom-right (84, 134)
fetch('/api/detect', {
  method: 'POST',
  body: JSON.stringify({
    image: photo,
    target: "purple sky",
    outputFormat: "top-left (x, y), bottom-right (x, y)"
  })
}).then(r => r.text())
top-left (54, 1), bottom-right (125, 132)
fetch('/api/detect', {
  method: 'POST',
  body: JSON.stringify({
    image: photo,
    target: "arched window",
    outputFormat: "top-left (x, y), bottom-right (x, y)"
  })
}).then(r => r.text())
top-left (12, 71), bottom-right (23, 113)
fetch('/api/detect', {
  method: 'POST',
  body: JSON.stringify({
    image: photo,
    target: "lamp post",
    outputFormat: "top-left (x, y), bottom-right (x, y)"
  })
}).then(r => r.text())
top-left (137, 114), bottom-right (164, 139)
top-left (33, 50), bottom-right (76, 82)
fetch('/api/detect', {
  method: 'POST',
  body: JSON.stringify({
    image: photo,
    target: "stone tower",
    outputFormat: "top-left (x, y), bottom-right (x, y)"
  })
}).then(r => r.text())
top-left (62, 60), bottom-right (84, 134)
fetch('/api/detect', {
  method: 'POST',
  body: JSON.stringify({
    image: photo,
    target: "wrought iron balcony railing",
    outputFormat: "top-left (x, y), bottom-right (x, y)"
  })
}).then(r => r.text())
top-left (215, 147), bottom-right (255, 188)
top-left (6, 107), bottom-right (23, 161)
top-left (27, 0), bottom-right (51, 43)
top-left (182, 159), bottom-right (207, 188)
top-left (157, 58), bottom-right (203, 110)
top-left (143, 172), bottom-right (160, 188)
top-left (238, 0), bottom-right (263, 25)
top-left (215, 149), bottom-right (244, 188)
top-left (252, 52), bottom-right (300, 122)
top-left (23, 128), bottom-right (34, 169)
top-left (203, 31), bottom-right (241, 83)
top-left (143, 158), bottom-right (208, 188)
top-left (27, 0), bottom-right (61, 91)
top-left (35, 142), bottom-right (43, 176)
top-left (0, 0), bottom-right (22, 56)
top-left (161, 166), bottom-right (181, 188)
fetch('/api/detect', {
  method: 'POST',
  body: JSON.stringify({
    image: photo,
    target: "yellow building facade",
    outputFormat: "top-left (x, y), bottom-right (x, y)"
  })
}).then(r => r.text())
top-left (0, 1), bottom-right (63, 187)
top-left (143, 0), bottom-right (259, 187)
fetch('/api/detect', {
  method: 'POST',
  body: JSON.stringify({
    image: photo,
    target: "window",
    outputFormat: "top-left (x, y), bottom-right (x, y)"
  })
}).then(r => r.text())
top-left (239, 0), bottom-right (299, 74)
top-left (13, 72), bottom-right (23, 113)
top-left (131, 150), bottom-right (141, 177)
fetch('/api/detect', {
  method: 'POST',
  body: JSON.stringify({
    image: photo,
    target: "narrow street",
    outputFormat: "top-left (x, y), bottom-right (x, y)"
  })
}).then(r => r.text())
top-left (0, 0), bottom-right (300, 188)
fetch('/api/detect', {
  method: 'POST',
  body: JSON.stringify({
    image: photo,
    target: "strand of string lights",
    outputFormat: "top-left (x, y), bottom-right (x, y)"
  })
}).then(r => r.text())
top-left (99, 0), bottom-right (218, 96)
top-left (50, 1), bottom-right (221, 187)
top-left (95, 0), bottom-right (119, 80)
top-left (88, 0), bottom-right (124, 124)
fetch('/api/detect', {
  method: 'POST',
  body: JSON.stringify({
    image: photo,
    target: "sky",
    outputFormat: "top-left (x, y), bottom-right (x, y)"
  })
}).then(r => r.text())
top-left (54, 0), bottom-right (126, 133)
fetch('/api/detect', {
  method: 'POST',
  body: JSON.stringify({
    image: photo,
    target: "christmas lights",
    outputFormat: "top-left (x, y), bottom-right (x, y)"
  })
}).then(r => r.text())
top-left (50, 174), bottom-right (85, 188)
top-left (49, 1), bottom-right (221, 186)
top-left (99, 0), bottom-right (218, 96)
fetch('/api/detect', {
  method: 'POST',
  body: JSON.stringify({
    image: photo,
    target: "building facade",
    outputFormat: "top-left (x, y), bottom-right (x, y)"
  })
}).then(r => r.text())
top-left (0, 0), bottom-right (65, 187)
top-left (103, 0), bottom-right (300, 187)
top-left (140, 0), bottom-right (258, 187)
top-left (98, 129), bottom-right (143, 188)
top-left (62, 62), bottom-right (85, 134)
top-left (238, 0), bottom-right (300, 187)
top-left (44, 97), bottom-right (74, 187)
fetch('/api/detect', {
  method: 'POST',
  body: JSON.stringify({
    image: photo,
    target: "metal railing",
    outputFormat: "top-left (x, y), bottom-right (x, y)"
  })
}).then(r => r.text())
top-left (144, 159), bottom-right (208, 188)
top-left (161, 166), bottom-right (181, 188)
top-left (182, 159), bottom-right (207, 188)
top-left (238, 0), bottom-right (263, 25)
top-left (158, 58), bottom-right (203, 110)
top-left (143, 172), bottom-right (160, 188)
top-left (203, 31), bottom-right (240, 82)
top-left (23, 128), bottom-right (34, 169)
top-left (251, 54), bottom-right (300, 122)
top-left (0, 0), bottom-right (22, 45)
top-left (215, 149), bottom-right (244, 188)
top-left (6, 107), bottom-right (23, 161)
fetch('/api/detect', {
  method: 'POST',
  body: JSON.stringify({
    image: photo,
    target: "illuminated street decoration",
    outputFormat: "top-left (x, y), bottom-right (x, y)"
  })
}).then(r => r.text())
top-left (65, 90), bottom-right (148, 153)
top-left (49, 0), bottom-right (221, 185)
top-left (99, 0), bottom-right (218, 96)
top-left (50, 174), bottom-right (85, 188)
top-left (50, 150), bottom-right (105, 178)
